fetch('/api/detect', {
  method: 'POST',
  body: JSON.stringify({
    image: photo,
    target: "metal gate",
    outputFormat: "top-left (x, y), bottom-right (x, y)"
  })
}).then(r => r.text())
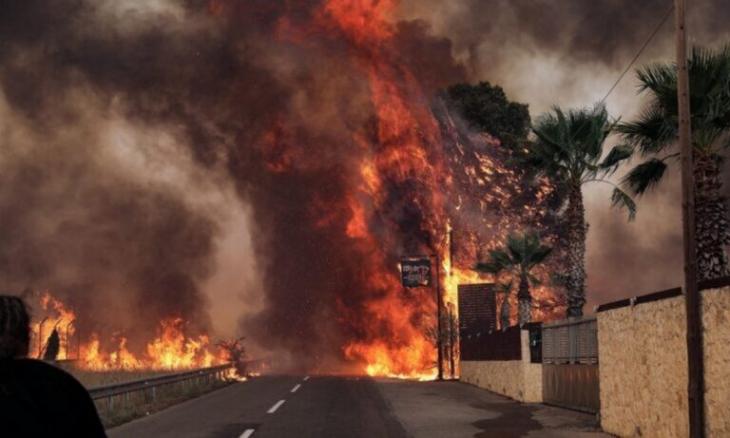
top-left (541, 317), bottom-right (599, 413)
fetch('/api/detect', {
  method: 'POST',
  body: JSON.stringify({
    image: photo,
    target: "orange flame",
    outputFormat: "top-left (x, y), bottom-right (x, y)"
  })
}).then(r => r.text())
top-left (31, 293), bottom-right (226, 371)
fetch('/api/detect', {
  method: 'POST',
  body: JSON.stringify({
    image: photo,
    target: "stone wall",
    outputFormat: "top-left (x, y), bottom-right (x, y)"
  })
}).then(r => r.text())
top-left (460, 330), bottom-right (542, 403)
top-left (597, 286), bottom-right (730, 437)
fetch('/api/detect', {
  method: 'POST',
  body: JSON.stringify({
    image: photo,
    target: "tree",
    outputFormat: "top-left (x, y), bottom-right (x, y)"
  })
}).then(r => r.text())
top-left (618, 45), bottom-right (730, 280)
top-left (530, 104), bottom-right (635, 317)
top-left (217, 337), bottom-right (247, 377)
top-left (495, 281), bottom-right (513, 330)
top-left (446, 82), bottom-right (531, 151)
top-left (476, 231), bottom-right (552, 325)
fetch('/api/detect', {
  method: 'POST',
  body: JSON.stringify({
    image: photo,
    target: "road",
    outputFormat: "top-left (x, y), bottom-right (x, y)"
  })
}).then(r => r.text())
top-left (108, 376), bottom-right (610, 438)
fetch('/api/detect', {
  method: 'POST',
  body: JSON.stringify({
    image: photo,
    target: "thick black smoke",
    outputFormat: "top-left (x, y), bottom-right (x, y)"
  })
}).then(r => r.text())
top-left (0, 0), bottom-right (237, 349)
top-left (0, 0), bottom-right (467, 368)
top-left (6, 0), bottom-right (716, 366)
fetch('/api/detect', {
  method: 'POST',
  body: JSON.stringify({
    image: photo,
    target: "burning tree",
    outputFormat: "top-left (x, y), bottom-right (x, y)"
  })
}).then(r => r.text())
top-left (217, 337), bottom-right (248, 377)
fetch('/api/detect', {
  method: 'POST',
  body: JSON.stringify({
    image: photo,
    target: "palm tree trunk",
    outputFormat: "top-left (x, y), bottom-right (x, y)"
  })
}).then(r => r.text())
top-left (694, 152), bottom-right (730, 280)
top-left (517, 271), bottom-right (531, 326)
top-left (500, 293), bottom-right (511, 330)
top-left (565, 184), bottom-right (587, 317)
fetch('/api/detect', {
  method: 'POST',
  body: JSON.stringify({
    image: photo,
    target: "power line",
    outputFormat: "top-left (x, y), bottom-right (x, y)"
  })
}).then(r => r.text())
top-left (601, 5), bottom-right (675, 103)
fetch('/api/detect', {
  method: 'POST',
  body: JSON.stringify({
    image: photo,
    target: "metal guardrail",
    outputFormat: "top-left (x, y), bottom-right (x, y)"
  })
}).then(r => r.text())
top-left (89, 363), bottom-right (233, 401)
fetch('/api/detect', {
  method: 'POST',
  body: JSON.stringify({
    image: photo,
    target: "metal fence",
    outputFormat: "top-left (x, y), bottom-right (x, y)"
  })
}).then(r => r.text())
top-left (542, 317), bottom-right (598, 364)
top-left (541, 317), bottom-right (599, 413)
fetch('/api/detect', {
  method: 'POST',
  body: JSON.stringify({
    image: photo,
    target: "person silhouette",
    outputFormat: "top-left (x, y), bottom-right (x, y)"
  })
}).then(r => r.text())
top-left (0, 295), bottom-right (106, 437)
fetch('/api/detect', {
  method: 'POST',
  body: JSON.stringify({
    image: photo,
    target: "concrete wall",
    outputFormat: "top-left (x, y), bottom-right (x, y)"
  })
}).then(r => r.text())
top-left (597, 286), bottom-right (730, 437)
top-left (461, 330), bottom-right (542, 403)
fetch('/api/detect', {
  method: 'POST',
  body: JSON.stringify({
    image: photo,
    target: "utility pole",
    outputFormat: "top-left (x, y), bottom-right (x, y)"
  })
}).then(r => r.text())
top-left (675, 1), bottom-right (704, 436)
top-left (434, 254), bottom-right (444, 381)
top-left (448, 303), bottom-right (456, 379)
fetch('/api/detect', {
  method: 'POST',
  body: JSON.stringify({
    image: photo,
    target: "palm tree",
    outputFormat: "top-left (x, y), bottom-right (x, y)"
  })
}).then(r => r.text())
top-left (618, 45), bottom-right (730, 280)
top-left (530, 104), bottom-right (635, 317)
top-left (495, 281), bottom-right (513, 330)
top-left (476, 231), bottom-right (552, 325)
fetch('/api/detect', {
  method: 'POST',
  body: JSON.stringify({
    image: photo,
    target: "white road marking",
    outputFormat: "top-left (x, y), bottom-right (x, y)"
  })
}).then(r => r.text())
top-left (239, 429), bottom-right (255, 438)
top-left (303, 376), bottom-right (310, 381)
top-left (291, 384), bottom-right (301, 393)
top-left (267, 399), bottom-right (286, 414)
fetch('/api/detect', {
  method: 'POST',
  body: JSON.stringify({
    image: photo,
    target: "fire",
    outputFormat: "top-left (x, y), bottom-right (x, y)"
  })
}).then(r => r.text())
top-left (305, 0), bottom-right (561, 377)
top-left (30, 292), bottom-right (227, 371)
top-left (200, 0), bottom-right (564, 379)
top-left (315, 0), bottom-right (449, 378)
top-left (144, 319), bottom-right (217, 370)
top-left (30, 292), bottom-right (77, 360)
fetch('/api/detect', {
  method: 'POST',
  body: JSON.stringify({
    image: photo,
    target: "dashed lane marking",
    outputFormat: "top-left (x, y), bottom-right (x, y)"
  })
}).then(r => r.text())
top-left (267, 399), bottom-right (286, 414)
top-left (291, 384), bottom-right (301, 393)
top-left (239, 429), bottom-right (255, 438)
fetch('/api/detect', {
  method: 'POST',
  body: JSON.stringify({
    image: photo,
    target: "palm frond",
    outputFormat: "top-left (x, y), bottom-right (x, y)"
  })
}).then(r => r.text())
top-left (617, 105), bottom-right (675, 155)
top-left (475, 261), bottom-right (503, 274)
top-left (529, 245), bottom-right (553, 266)
top-left (475, 249), bottom-right (513, 274)
top-left (527, 273), bottom-right (542, 286)
top-left (599, 145), bottom-right (633, 175)
top-left (622, 158), bottom-right (668, 195)
top-left (531, 103), bottom-right (618, 186)
top-left (496, 281), bottom-right (513, 294)
top-left (611, 187), bottom-right (637, 221)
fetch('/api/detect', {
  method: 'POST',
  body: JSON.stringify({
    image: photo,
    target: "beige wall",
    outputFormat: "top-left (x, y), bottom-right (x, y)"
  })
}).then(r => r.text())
top-left (597, 286), bottom-right (730, 437)
top-left (461, 330), bottom-right (542, 403)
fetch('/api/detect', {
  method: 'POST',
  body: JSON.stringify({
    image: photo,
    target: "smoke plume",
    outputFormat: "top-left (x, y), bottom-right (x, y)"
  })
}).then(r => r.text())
top-left (2, 0), bottom-right (725, 370)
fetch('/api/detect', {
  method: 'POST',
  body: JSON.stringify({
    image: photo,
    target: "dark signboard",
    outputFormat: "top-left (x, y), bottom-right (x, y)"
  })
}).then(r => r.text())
top-left (457, 283), bottom-right (496, 337)
top-left (400, 258), bottom-right (431, 287)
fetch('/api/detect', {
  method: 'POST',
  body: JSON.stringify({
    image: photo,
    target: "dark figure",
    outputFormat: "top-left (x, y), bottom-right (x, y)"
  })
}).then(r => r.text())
top-left (42, 327), bottom-right (60, 361)
top-left (0, 295), bottom-right (106, 437)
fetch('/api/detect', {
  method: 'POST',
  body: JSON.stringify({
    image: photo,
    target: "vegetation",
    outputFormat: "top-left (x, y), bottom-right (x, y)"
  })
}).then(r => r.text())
top-left (476, 231), bottom-right (552, 325)
top-left (618, 45), bottom-right (730, 280)
top-left (446, 81), bottom-right (531, 151)
top-left (217, 337), bottom-right (248, 377)
top-left (495, 281), bottom-right (513, 330)
top-left (529, 104), bottom-right (635, 317)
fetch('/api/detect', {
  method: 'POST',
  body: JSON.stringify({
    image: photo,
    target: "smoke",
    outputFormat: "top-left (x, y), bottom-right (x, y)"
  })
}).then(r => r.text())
top-left (0, 0), bottom-right (257, 352)
top-left (3, 0), bottom-right (724, 369)
top-left (0, 0), bottom-right (468, 370)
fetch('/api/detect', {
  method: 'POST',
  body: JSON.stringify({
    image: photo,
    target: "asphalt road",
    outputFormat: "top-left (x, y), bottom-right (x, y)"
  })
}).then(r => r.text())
top-left (108, 376), bottom-right (407, 438)
top-left (108, 376), bottom-right (609, 438)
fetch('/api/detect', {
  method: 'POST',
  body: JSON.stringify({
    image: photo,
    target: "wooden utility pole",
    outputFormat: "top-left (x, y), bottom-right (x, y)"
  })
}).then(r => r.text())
top-left (448, 304), bottom-right (456, 379)
top-left (675, 1), bottom-right (705, 436)
top-left (434, 254), bottom-right (444, 381)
